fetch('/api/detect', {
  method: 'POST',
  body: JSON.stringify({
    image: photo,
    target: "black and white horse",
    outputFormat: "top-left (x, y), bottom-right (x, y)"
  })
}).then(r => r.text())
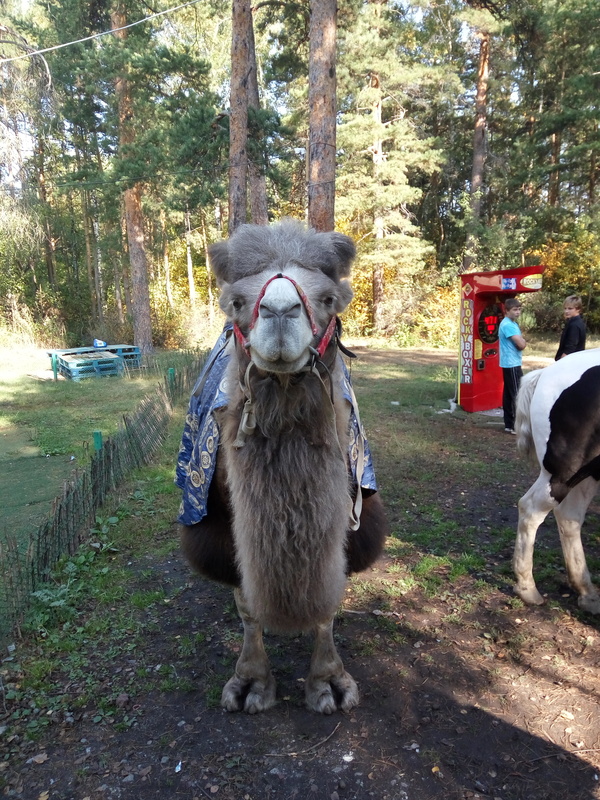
top-left (513, 349), bottom-right (600, 614)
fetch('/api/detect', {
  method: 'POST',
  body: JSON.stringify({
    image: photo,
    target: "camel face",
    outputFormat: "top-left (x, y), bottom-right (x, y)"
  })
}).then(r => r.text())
top-left (226, 267), bottom-right (350, 373)
top-left (247, 270), bottom-right (316, 372)
top-left (211, 220), bottom-right (354, 374)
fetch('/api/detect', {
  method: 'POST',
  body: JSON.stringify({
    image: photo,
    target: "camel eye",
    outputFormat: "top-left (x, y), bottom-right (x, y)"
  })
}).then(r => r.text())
top-left (323, 295), bottom-right (335, 308)
top-left (232, 298), bottom-right (244, 312)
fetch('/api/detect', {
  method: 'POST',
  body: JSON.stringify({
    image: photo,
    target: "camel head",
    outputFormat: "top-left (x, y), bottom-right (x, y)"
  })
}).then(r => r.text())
top-left (209, 220), bottom-right (356, 373)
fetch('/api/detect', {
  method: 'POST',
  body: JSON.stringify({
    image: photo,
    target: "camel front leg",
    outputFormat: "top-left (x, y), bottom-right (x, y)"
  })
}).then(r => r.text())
top-left (305, 618), bottom-right (359, 714)
top-left (221, 588), bottom-right (276, 714)
top-left (554, 479), bottom-right (600, 615)
top-left (513, 473), bottom-right (556, 606)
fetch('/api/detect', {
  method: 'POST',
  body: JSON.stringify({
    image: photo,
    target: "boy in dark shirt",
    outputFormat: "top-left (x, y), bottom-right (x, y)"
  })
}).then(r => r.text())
top-left (555, 295), bottom-right (586, 360)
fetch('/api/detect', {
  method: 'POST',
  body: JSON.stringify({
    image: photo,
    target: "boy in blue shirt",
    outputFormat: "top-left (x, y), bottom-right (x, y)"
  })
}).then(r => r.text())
top-left (499, 298), bottom-right (527, 434)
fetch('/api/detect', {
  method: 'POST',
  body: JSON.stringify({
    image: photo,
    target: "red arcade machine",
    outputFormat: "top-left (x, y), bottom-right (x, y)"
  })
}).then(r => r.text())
top-left (458, 266), bottom-right (544, 413)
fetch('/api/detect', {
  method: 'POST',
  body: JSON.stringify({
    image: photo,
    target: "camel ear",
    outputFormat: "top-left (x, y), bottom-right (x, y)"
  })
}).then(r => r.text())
top-left (208, 240), bottom-right (231, 285)
top-left (336, 279), bottom-right (354, 313)
top-left (315, 232), bottom-right (356, 279)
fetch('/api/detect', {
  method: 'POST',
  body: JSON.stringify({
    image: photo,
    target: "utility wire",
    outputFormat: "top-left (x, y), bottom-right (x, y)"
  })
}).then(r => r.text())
top-left (0, 0), bottom-right (204, 65)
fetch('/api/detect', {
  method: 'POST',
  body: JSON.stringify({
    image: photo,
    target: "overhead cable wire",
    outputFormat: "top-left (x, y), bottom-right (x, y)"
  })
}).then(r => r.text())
top-left (0, 0), bottom-right (204, 65)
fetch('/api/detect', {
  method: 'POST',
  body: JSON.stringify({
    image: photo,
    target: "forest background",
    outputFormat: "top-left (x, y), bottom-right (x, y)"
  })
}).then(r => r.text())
top-left (1, 0), bottom-right (599, 353)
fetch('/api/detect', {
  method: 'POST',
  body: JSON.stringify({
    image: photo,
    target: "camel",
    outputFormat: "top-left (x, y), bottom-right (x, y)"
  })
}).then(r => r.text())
top-left (176, 220), bottom-right (388, 714)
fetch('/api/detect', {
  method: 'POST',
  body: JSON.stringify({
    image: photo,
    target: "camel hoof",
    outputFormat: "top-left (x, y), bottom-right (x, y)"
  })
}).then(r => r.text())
top-left (306, 673), bottom-right (359, 714)
top-left (514, 584), bottom-right (545, 606)
top-left (221, 674), bottom-right (276, 714)
top-left (578, 595), bottom-right (600, 615)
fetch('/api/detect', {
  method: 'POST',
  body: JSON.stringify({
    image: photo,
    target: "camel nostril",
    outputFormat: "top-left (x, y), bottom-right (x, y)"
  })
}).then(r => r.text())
top-left (259, 301), bottom-right (302, 321)
top-left (259, 304), bottom-right (276, 320)
top-left (284, 303), bottom-right (302, 320)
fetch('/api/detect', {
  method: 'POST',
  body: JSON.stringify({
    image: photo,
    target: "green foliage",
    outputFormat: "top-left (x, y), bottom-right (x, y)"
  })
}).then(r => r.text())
top-left (524, 218), bottom-right (600, 332)
top-left (1, 0), bottom-right (599, 346)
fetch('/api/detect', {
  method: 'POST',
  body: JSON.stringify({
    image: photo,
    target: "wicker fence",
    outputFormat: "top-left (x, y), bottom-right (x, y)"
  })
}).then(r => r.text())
top-left (0, 352), bottom-right (206, 647)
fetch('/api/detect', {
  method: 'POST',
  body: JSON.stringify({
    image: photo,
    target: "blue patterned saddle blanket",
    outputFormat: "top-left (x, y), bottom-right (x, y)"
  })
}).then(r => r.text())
top-left (175, 326), bottom-right (377, 526)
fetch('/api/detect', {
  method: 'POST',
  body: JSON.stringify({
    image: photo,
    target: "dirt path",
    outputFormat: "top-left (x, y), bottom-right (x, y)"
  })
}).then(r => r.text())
top-left (2, 346), bottom-right (599, 800)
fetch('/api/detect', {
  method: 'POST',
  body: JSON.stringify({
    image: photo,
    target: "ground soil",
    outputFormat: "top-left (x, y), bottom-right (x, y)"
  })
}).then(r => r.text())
top-left (2, 348), bottom-right (600, 800)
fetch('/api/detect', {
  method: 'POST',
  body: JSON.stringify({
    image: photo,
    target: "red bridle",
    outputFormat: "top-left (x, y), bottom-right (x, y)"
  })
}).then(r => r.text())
top-left (232, 273), bottom-right (337, 360)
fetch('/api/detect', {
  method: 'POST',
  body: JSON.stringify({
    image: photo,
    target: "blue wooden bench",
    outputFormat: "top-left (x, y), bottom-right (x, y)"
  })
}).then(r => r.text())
top-left (47, 345), bottom-right (142, 381)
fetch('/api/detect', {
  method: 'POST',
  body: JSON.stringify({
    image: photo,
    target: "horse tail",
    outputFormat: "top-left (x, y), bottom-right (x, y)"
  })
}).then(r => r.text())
top-left (515, 369), bottom-right (543, 462)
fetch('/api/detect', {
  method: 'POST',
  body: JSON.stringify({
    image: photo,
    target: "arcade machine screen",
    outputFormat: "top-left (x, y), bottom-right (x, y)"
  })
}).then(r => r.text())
top-left (478, 304), bottom-right (502, 345)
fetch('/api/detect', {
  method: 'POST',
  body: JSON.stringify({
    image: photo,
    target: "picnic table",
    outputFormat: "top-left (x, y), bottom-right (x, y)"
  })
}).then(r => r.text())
top-left (46, 344), bottom-right (142, 381)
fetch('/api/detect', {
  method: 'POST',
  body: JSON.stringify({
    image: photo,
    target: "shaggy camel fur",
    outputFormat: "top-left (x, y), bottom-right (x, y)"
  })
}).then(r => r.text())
top-left (178, 220), bottom-right (387, 713)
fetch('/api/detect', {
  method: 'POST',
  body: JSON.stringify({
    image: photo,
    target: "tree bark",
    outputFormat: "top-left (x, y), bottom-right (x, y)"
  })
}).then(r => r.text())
top-left (36, 137), bottom-right (57, 287)
top-left (111, 4), bottom-right (153, 353)
top-left (229, 0), bottom-right (251, 233)
top-left (462, 31), bottom-right (489, 273)
top-left (185, 208), bottom-right (197, 307)
top-left (123, 183), bottom-right (153, 352)
top-left (371, 71), bottom-right (385, 329)
top-left (247, 8), bottom-right (269, 225)
top-left (81, 189), bottom-right (94, 308)
top-left (548, 131), bottom-right (561, 207)
top-left (160, 209), bottom-right (174, 309)
top-left (201, 213), bottom-right (215, 326)
top-left (307, 0), bottom-right (337, 232)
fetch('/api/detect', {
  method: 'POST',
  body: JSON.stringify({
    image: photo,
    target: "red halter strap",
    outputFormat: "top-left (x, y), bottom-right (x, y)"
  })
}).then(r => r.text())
top-left (233, 273), bottom-right (337, 359)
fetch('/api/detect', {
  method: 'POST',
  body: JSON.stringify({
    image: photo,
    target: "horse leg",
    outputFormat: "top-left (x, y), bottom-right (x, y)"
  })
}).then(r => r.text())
top-left (221, 588), bottom-right (277, 714)
top-left (305, 618), bottom-right (359, 714)
top-left (553, 479), bottom-right (600, 615)
top-left (513, 473), bottom-right (556, 605)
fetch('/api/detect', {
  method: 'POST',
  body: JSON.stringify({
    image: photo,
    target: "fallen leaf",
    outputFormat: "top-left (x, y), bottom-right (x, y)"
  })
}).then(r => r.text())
top-left (31, 753), bottom-right (48, 765)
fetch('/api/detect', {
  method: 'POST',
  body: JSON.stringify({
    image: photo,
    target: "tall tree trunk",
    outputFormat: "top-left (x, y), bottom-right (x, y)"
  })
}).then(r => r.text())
top-left (229, 0), bottom-right (251, 233)
top-left (160, 209), bottom-right (174, 309)
top-left (81, 188), bottom-right (100, 324)
top-left (548, 37), bottom-right (566, 209)
top-left (371, 71), bottom-right (385, 329)
top-left (75, 140), bottom-right (103, 323)
top-left (201, 213), bottom-right (215, 326)
top-left (111, 5), bottom-right (153, 353)
top-left (119, 202), bottom-right (133, 313)
top-left (548, 131), bottom-right (561, 207)
top-left (247, 7), bottom-right (269, 225)
top-left (185, 209), bottom-right (197, 307)
top-left (36, 137), bottom-right (57, 287)
top-left (307, 0), bottom-right (337, 232)
top-left (113, 259), bottom-right (125, 324)
top-left (92, 212), bottom-right (104, 323)
top-left (123, 184), bottom-right (153, 352)
top-left (462, 31), bottom-right (489, 273)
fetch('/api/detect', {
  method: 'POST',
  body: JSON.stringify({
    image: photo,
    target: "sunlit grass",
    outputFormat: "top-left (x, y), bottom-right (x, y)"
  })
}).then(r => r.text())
top-left (0, 348), bottom-right (202, 460)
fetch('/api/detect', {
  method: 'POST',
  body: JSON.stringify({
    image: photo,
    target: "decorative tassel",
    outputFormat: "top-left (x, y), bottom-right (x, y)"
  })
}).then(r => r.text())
top-left (233, 397), bottom-right (256, 449)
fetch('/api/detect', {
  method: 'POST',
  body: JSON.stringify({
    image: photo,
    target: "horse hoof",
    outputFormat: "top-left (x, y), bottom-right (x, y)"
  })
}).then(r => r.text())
top-left (578, 595), bottom-right (600, 615)
top-left (514, 584), bottom-right (545, 606)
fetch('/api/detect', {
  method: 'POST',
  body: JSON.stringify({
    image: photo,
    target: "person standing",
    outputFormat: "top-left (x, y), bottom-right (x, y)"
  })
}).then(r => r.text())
top-left (499, 298), bottom-right (527, 434)
top-left (555, 295), bottom-right (586, 360)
